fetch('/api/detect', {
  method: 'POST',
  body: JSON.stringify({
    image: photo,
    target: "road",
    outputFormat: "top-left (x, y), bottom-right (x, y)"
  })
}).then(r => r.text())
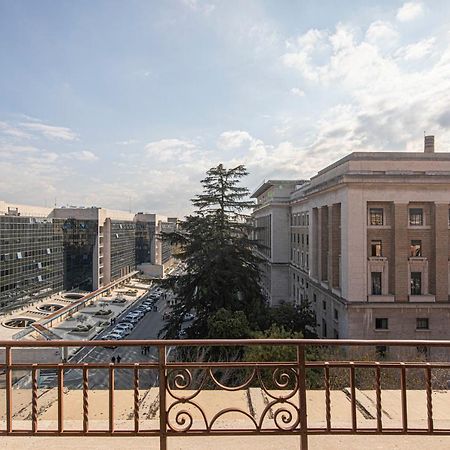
top-left (41, 287), bottom-right (174, 390)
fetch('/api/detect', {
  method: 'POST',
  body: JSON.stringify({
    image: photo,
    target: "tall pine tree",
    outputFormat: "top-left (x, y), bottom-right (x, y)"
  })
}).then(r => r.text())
top-left (160, 164), bottom-right (266, 338)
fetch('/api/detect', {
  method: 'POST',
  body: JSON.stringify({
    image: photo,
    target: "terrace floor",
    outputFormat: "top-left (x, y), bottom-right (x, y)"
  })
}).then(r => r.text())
top-left (2, 433), bottom-right (450, 449)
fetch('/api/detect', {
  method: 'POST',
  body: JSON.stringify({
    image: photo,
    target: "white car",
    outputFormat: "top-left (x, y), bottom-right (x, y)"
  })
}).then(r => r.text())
top-left (117, 322), bottom-right (133, 331)
top-left (113, 325), bottom-right (131, 335)
top-left (109, 329), bottom-right (125, 339)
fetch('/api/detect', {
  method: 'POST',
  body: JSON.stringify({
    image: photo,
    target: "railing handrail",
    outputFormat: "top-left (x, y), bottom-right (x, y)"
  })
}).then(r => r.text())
top-left (2, 338), bottom-right (450, 347)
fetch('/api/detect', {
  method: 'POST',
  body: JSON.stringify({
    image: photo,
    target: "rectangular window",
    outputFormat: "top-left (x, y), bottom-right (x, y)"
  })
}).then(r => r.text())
top-left (417, 346), bottom-right (429, 359)
top-left (416, 318), bottom-right (429, 330)
top-left (322, 300), bottom-right (326, 310)
top-left (375, 318), bottom-right (388, 329)
top-left (322, 319), bottom-right (327, 338)
top-left (334, 308), bottom-right (339, 320)
top-left (376, 346), bottom-right (387, 359)
top-left (410, 240), bottom-right (422, 257)
top-left (371, 272), bottom-right (382, 295)
top-left (411, 272), bottom-right (422, 295)
top-left (409, 208), bottom-right (423, 226)
top-left (369, 208), bottom-right (384, 226)
top-left (334, 329), bottom-right (339, 339)
top-left (371, 240), bottom-right (382, 257)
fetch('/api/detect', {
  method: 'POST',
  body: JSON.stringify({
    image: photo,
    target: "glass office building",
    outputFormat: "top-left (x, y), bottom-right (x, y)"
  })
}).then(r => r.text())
top-left (110, 220), bottom-right (136, 279)
top-left (0, 214), bottom-right (64, 310)
top-left (62, 218), bottom-right (98, 291)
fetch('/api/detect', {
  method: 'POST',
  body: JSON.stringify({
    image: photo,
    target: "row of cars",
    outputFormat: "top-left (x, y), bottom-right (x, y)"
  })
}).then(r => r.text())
top-left (100, 290), bottom-right (161, 341)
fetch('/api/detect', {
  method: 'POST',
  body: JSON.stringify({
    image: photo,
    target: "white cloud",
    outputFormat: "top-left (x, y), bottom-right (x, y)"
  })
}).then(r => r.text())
top-left (396, 2), bottom-right (424, 22)
top-left (0, 121), bottom-right (31, 139)
top-left (67, 150), bottom-right (99, 161)
top-left (217, 130), bottom-right (252, 149)
top-left (282, 20), bottom-right (450, 160)
top-left (20, 122), bottom-right (78, 141)
top-left (290, 87), bottom-right (305, 97)
top-left (145, 138), bottom-right (198, 162)
top-left (365, 20), bottom-right (399, 47)
top-left (395, 37), bottom-right (435, 60)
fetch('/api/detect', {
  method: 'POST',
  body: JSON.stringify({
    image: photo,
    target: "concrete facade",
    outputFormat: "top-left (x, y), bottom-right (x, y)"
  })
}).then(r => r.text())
top-left (252, 138), bottom-right (450, 348)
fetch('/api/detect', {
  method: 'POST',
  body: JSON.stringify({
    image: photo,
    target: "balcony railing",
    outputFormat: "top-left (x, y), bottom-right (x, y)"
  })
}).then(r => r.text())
top-left (1, 338), bottom-right (450, 449)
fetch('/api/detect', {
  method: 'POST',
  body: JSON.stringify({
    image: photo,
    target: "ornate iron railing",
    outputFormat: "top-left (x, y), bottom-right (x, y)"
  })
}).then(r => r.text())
top-left (1, 338), bottom-right (450, 449)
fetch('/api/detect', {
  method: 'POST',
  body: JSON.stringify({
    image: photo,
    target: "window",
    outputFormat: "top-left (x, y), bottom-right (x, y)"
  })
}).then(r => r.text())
top-left (410, 240), bottom-right (422, 257)
top-left (334, 308), bottom-right (339, 321)
top-left (416, 318), bottom-right (429, 330)
top-left (313, 293), bottom-right (317, 302)
top-left (410, 272), bottom-right (422, 295)
top-left (16, 251), bottom-right (22, 259)
top-left (376, 346), bottom-right (387, 359)
top-left (322, 300), bottom-right (326, 311)
top-left (322, 319), bottom-right (327, 338)
top-left (371, 272), bottom-right (382, 295)
top-left (334, 329), bottom-right (339, 339)
top-left (409, 208), bottom-right (423, 226)
top-left (375, 318), bottom-right (388, 330)
top-left (371, 240), bottom-right (382, 257)
top-left (417, 346), bottom-right (429, 359)
top-left (369, 208), bottom-right (384, 226)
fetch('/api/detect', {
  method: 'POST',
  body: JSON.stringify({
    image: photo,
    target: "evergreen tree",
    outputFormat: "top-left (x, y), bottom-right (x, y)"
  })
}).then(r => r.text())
top-left (159, 164), bottom-right (266, 338)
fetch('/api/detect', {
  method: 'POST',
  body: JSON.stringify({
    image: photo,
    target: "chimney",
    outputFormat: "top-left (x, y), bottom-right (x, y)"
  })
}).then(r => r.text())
top-left (424, 135), bottom-right (435, 153)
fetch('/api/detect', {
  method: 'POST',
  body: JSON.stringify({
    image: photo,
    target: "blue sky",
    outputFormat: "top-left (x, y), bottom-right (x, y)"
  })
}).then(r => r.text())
top-left (1, 0), bottom-right (450, 216)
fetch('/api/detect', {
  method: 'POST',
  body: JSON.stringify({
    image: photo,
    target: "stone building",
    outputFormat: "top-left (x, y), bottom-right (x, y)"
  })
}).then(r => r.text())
top-left (252, 136), bottom-right (450, 346)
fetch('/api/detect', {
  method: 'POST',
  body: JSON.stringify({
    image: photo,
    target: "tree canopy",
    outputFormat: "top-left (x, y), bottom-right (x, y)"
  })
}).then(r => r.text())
top-left (160, 164), bottom-right (265, 338)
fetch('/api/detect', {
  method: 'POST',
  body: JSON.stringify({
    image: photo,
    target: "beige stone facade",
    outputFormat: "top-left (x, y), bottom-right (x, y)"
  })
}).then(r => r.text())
top-left (252, 139), bottom-right (450, 349)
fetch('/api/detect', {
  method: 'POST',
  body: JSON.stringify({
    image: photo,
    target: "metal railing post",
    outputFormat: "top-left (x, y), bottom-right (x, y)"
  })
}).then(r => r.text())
top-left (159, 345), bottom-right (167, 450)
top-left (6, 346), bottom-right (12, 433)
top-left (297, 345), bottom-right (308, 450)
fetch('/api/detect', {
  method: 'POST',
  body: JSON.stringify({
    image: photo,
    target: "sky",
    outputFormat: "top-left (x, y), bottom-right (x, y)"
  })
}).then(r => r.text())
top-left (1, 0), bottom-right (450, 217)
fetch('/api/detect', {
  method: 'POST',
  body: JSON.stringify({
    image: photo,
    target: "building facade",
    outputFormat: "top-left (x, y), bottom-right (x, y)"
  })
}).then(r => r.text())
top-left (252, 137), bottom-right (450, 343)
top-left (1, 202), bottom-right (177, 311)
top-left (0, 203), bottom-right (64, 310)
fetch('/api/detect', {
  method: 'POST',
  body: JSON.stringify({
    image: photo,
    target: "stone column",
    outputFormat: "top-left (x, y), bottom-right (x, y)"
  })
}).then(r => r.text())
top-left (393, 203), bottom-right (409, 302)
top-left (320, 206), bottom-right (329, 282)
top-left (328, 204), bottom-right (341, 289)
top-left (434, 203), bottom-right (449, 302)
top-left (311, 207), bottom-right (319, 280)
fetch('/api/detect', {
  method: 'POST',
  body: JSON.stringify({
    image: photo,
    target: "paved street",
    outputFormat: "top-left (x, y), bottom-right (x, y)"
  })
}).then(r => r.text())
top-left (41, 286), bottom-right (175, 390)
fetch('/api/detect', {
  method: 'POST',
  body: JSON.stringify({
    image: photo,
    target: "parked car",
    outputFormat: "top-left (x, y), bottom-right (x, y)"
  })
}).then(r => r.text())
top-left (138, 304), bottom-right (152, 312)
top-left (117, 322), bottom-right (134, 331)
top-left (122, 315), bottom-right (139, 324)
top-left (142, 300), bottom-right (154, 307)
top-left (108, 330), bottom-right (126, 339)
top-left (113, 325), bottom-right (131, 335)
